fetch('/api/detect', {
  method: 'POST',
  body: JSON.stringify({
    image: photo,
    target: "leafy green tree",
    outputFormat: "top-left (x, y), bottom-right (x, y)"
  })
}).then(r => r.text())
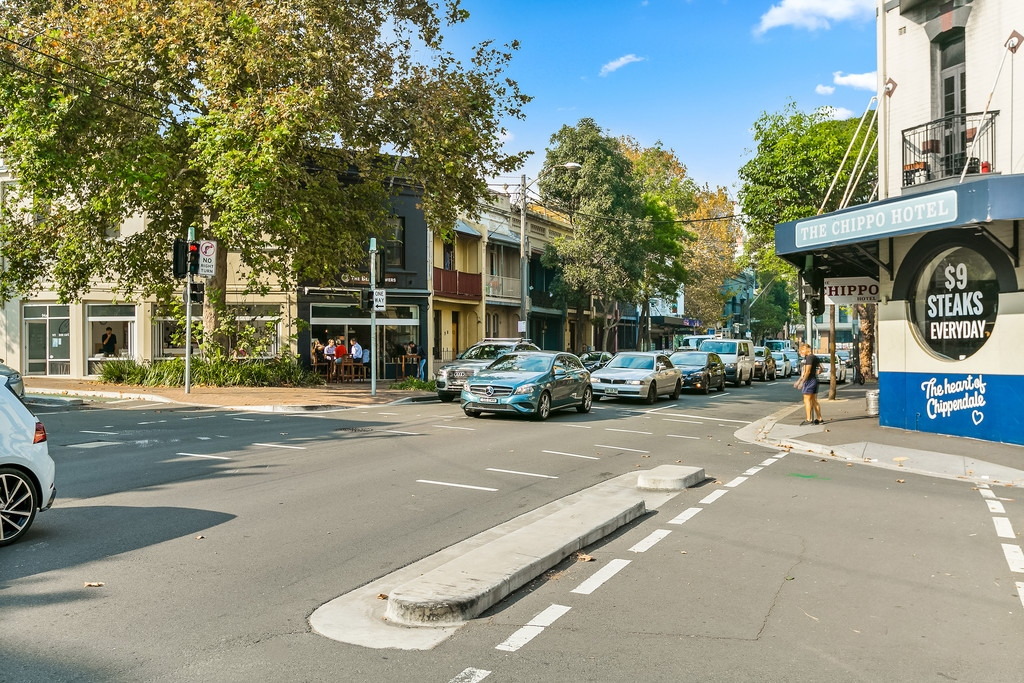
top-left (539, 118), bottom-right (645, 352)
top-left (0, 0), bottom-right (529, 351)
top-left (680, 185), bottom-right (741, 329)
top-left (749, 276), bottom-right (790, 342)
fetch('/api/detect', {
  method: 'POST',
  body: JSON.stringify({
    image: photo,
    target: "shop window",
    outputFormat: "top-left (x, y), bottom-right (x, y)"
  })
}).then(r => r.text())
top-left (909, 246), bottom-right (998, 360)
top-left (87, 304), bottom-right (135, 360)
top-left (228, 305), bottom-right (281, 358)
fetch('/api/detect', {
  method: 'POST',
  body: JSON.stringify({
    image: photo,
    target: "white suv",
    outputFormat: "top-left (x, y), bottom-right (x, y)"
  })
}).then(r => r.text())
top-left (1, 378), bottom-right (56, 546)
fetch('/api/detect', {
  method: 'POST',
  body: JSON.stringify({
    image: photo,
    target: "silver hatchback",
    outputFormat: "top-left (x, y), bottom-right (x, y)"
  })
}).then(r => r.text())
top-left (0, 360), bottom-right (25, 400)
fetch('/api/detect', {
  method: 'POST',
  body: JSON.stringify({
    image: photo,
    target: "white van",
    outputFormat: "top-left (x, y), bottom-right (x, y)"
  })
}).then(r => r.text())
top-left (698, 338), bottom-right (755, 386)
top-left (679, 334), bottom-right (716, 350)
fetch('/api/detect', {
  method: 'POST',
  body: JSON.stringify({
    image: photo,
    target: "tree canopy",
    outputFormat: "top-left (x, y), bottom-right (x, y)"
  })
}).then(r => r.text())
top-left (0, 0), bottom-right (529, 307)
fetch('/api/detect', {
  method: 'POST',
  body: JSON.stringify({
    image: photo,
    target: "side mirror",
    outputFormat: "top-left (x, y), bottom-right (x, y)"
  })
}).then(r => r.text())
top-left (554, 368), bottom-right (566, 379)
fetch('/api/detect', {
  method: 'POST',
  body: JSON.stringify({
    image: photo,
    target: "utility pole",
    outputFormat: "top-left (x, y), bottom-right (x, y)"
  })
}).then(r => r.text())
top-left (184, 226), bottom-right (195, 394)
top-left (519, 174), bottom-right (529, 338)
top-left (369, 237), bottom-right (378, 397)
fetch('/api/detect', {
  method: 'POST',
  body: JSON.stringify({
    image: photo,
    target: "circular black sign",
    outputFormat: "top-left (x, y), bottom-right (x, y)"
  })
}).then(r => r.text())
top-left (910, 246), bottom-right (998, 360)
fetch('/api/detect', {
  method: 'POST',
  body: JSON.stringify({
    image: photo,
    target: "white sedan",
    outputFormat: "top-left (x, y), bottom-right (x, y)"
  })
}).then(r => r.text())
top-left (772, 352), bottom-right (793, 378)
top-left (816, 354), bottom-right (847, 383)
top-left (590, 352), bottom-right (682, 403)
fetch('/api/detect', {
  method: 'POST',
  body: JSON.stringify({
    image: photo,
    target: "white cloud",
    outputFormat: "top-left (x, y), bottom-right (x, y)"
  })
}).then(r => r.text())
top-left (833, 70), bottom-right (877, 91)
top-left (820, 106), bottom-right (855, 120)
top-left (498, 130), bottom-right (514, 144)
top-left (600, 54), bottom-right (645, 76)
top-left (755, 0), bottom-right (875, 35)
top-left (815, 84), bottom-right (836, 95)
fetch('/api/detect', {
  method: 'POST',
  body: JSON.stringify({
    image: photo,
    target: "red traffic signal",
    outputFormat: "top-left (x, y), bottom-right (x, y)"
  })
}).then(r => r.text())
top-left (188, 241), bottom-right (200, 274)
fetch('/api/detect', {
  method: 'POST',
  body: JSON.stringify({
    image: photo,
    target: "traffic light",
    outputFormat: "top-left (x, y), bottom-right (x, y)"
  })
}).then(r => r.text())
top-left (173, 239), bottom-right (188, 279)
top-left (188, 241), bottom-right (200, 275)
top-left (361, 289), bottom-right (373, 311)
top-left (189, 282), bottom-right (205, 304)
top-left (375, 249), bottom-right (386, 288)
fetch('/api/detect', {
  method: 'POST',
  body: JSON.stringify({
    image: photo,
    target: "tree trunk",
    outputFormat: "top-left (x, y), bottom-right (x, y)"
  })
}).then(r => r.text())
top-left (855, 303), bottom-right (876, 381)
top-left (202, 237), bottom-right (229, 356)
top-left (639, 299), bottom-right (651, 351)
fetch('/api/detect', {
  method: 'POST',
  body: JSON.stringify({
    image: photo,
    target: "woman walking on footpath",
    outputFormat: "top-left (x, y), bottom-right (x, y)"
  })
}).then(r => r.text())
top-left (794, 342), bottom-right (823, 425)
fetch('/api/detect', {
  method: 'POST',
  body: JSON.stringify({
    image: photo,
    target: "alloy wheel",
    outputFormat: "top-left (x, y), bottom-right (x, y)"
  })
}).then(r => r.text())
top-left (0, 469), bottom-right (37, 547)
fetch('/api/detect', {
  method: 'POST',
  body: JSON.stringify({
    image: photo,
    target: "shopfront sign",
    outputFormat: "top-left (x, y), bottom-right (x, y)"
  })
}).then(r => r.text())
top-left (794, 190), bottom-right (958, 248)
top-left (823, 277), bottom-right (879, 305)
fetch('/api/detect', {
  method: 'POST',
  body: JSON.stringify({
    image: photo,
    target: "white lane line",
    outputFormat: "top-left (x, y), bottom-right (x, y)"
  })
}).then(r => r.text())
top-left (1018, 582), bottom-right (1024, 611)
top-left (986, 500), bottom-right (1006, 514)
top-left (377, 412), bottom-right (399, 416)
top-left (67, 441), bottom-right (122, 449)
top-left (80, 430), bottom-right (118, 435)
top-left (196, 436), bottom-right (211, 441)
top-left (182, 415), bottom-right (218, 420)
top-left (543, 450), bottom-right (599, 460)
top-left (486, 468), bottom-right (558, 479)
top-left (416, 480), bottom-right (498, 492)
top-left (571, 559), bottom-right (631, 595)
top-left (629, 529), bottom-right (672, 553)
top-left (759, 458), bottom-right (777, 466)
top-left (773, 452), bottom-right (788, 459)
top-left (137, 420), bottom-right (167, 425)
top-left (495, 604), bottom-right (572, 652)
top-left (668, 507), bottom-right (702, 525)
top-left (743, 467), bottom-right (763, 476)
top-left (669, 413), bottom-right (751, 424)
top-left (105, 399), bottom-right (134, 404)
top-left (382, 429), bottom-right (421, 435)
top-left (434, 425), bottom-right (476, 431)
top-left (724, 476), bottom-right (748, 488)
top-left (606, 428), bottom-right (652, 435)
top-left (559, 424), bottom-right (592, 429)
top-left (699, 489), bottom-right (729, 505)
top-left (450, 668), bottom-right (491, 683)
top-left (664, 418), bottom-right (703, 424)
top-left (978, 483), bottom-right (991, 488)
top-left (993, 517), bottom-right (1017, 539)
top-left (594, 444), bottom-right (649, 453)
top-left (980, 489), bottom-right (997, 499)
top-left (233, 417), bottom-right (257, 422)
top-left (253, 443), bottom-right (306, 450)
top-left (1002, 544), bottom-right (1024, 573)
top-left (667, 434), bottom-right (700, 440)
top-left (177, 452), bottom-right (230, 460)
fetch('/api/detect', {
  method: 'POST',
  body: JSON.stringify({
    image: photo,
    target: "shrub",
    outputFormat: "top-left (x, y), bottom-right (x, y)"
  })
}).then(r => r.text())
top-left (97, 357), bottom-right (324, 388)
top-left (389, 377), bottom-right (436, 391)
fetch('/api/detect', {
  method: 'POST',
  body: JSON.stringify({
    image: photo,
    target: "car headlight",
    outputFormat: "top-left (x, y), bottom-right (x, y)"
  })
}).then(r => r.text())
top-left (725, 363), bottom-right (736, 369)
top-left (513, 383), bottom-right (537, 395)
top-left (435, 368), bottom-right (447, 379)
top-left (625, 380), bottom-right (643, 385)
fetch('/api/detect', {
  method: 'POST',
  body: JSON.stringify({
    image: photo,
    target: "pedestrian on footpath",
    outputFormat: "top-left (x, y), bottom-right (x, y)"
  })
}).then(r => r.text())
top-left (795, 342), bottom-right (823, 425)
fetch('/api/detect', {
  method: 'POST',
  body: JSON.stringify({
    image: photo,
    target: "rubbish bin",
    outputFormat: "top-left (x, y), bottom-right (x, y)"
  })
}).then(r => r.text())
top-left (866, 389), bottom-right (879, 417)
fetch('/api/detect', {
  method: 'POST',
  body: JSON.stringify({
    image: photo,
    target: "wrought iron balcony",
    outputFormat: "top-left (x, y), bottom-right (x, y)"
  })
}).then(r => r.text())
top-left (902, 111), bottom-right (998, 187)
top-left (433, 267), bottom-right (481, 299)
top-left (484, 275), bottom-right (520, 299)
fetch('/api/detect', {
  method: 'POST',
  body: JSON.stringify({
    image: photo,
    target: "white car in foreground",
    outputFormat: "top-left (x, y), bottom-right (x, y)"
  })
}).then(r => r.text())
top-left (590, 352), bottom-right (682, 403)
top-left (1, 380), bottom-right (56, 546)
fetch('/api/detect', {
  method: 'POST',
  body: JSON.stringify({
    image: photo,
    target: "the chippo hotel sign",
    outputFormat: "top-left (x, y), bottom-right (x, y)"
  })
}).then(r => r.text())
top-left (793, 189), bottom-right (1019, 444)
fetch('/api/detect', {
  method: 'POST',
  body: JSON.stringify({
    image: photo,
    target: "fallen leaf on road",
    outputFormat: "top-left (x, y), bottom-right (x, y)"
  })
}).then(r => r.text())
top-left (641, 454), bottom-right (650, 458)
top-left (84, 582), bottom-right (104, 588)
top-left (801, 609), bottom-right (818, 621)
top-left (195, 535), bottom-right (205, 540)
top-left (846, 463), bottom-right (853, 467)
top-left (896, 479), bottom-right (905, 484)
top-left (576, 553), bottom-right (595, 562)
top-left (818, 459), bottom-right (828, 462)
top-left (377, 593), bottom-right (388, 600)
top-left (676, 460), bottom-right (683, 463)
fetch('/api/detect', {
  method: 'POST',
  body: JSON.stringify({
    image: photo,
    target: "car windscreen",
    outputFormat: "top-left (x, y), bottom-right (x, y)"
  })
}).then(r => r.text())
top-left (488, 355), bottom-right (551, 373)
top-left (462, 343), bottom-right (514, 360)
top-left (606, 355), bottom-right (654, 370)
top-left (699, 341), bottom-right (735, 355)
top-left (580, 352), bottom-right (604, 362)
top-left (670, 352), bottom-right (706, 367)
top-left (754, 348), bottom-right (767, 357)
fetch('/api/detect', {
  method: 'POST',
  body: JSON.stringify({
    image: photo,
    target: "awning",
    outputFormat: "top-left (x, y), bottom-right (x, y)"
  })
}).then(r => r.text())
top-left (487, 223), bottom-right (521, 246)
top-left (774, 175), bottom-right (1024, 279)
top-left (455, 219), bottom-right (481, 238)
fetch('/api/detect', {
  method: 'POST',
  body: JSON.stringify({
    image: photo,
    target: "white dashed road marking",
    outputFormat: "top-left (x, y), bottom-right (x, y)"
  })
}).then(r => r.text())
top-left (485, 468), bottom-right (558, 479)
top-left (253, 443), bottom-right (306, 450)
top-left (986, 500), bottom-right (1006, 514)
top-left (629, 529), bottom-right (672, 553)
top-left (669, 412), bottom-right (751, 424)
top-left (743, 467), bottom-right (763, 476)
top-left (667, 434), bottom-right (700, 440)
top-left (434, 425), bottom-right (476, 431)
top-left (495, 604), bottom-right (572, 652)
top-left (699, 489), bottom-right (729, 505)
top-left (449, 668), bottom-right (491, 683)
top-left (382, 429), bottom-right (420, 435)
top-left (542, 450), bottom-right (599, 460)
top-left (571, 559), bottom-right (631, 595)
top-left (724, 476), bottom-right (748, 487)
top-left (177, 452), bottom-right (230, 460)
top-left (416, 480), bottom-right (498, 492)
top-left (594, 444), bottom-right (649, 453)
top-left (1002, 544), bottom-right (1024, 573)
top-left (668, 507), bottom-right (702, 525)
top-left (606, 428), bottom-right (652, 435)
top-left (80, 430), bottom-right (117, 435)
top-left (759, 458), bottom-right (777, 466)
top-left (1018, 583), bottom-right (1024, 610)
top-left (993, 518), bottom-right (1016, 539)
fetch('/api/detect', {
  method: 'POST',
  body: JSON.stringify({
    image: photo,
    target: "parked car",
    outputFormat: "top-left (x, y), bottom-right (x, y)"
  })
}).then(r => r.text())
top-left (753, 346), bottom-right (778, 381)
top-left (679, 334), bottom-right (717, 351)
top-left (579, 350), bottom-right (613, 372)
top-left (668, 350), bottom-right (726, 394)
top-left (0, 360), bottom-right (25, 400)
top-left (783, 350), bottom-right (801, 375)
top-left (836, 349), bottom-right (854, 368)
top-left (435, 338), bottom-right (541, 402)
top-left (590, 352), bottom-right (682, 403)
top-left (816, 354), bottom-right (847, 383)
top-left (771, 351), bottom-right (793, 378)
top-left (460, 351), bottom-right (591, 420)
top-left (763, 339), bottom-right (795, 353)
top-left (698, 339), bottom-right (755, 386)
top-left (1, 376), bottom-right (56, 546)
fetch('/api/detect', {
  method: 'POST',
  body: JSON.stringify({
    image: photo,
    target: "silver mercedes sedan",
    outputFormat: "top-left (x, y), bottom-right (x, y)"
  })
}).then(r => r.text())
top-left (590, 351), bottom-right (682, 403)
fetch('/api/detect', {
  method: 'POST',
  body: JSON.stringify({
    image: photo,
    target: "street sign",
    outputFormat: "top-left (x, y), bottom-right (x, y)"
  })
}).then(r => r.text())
top-left (198, 240), bottom-right (217, 277)
top-left (373, 289), bottom-right (386, 312)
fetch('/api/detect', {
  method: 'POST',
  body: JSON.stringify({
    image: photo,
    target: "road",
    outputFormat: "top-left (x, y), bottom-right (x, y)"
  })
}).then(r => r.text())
top-left (2, 381), bottom-right (1022, 682)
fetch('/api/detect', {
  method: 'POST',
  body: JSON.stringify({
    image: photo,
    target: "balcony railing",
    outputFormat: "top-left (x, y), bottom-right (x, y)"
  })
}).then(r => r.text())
top-left (902, 111), bottom-right (998, 187)
top-left (484, 275), bottom-right (520, 299)
top-left (433, 267), bottom-right (481, 299)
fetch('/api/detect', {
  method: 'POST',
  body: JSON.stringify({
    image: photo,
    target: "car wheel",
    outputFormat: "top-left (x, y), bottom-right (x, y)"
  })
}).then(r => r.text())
top-left (645, 383), bottom-right (658, 404)
top-left (535, 391), bottom-right (552, 420)
top-left (464, 408), bottom-right (482, 418)
top-left (702, 374), bottom-right (710, 395)
top-left (577, 386), bottom-right (593, 413)
top-left (439, 393), bottom-right (456, 403)
top-left (670, 380), bottom-right (681, 400)
top-left (0, 467), bottom-right (38, 547)
top-left (717, 375), bottom-right (726, 391)
top-left (745, 370), bottom-right (752, 386)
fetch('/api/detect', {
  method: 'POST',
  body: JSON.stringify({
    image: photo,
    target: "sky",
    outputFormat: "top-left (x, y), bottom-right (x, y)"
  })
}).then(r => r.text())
top-left (444, 0), bottom-right (878, 195)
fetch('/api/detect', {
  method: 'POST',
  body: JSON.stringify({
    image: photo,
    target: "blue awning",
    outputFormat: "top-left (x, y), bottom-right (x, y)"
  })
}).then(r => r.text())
top-left (455, 220), bottom-right (481, 237)
top-left (487, 224), bottom-right (521, 246)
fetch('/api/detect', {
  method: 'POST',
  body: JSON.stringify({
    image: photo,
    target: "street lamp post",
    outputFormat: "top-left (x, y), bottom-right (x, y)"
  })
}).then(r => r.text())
top-left (519, 162), bottom-right (580, 338)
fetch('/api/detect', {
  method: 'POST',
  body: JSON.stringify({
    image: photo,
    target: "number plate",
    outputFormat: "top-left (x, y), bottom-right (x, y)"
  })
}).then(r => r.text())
top-left (479, 397), bottom-right (497, 403)
top-left (605, 387), bottom-right (618, 395)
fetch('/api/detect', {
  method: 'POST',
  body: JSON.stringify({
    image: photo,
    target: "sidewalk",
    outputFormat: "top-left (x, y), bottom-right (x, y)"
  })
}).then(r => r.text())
top-left (741, 381), bottom-right (1024, 488)
top-left (23, 376), bottom-right (437, 411)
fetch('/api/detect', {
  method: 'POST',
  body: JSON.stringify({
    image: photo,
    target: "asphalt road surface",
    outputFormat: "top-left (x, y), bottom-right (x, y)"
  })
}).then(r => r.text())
top-left (3, 380), bottom-right (1022, 682)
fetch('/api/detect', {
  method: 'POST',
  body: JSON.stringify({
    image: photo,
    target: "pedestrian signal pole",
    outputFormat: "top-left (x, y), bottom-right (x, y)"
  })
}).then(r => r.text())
top-left (369, 238), bottom-right (378, 397)
top-left (185, 227), bottom-right (197, 394)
